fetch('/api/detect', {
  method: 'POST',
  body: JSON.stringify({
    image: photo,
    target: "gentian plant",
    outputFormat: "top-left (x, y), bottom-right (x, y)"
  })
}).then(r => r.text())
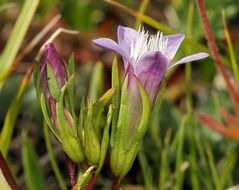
top-left (34, 43), bottom-right (115, 185)
top-left (34, 43), bottom-right (85, 163)
top-left (93, 25), bottom-right (209, 180)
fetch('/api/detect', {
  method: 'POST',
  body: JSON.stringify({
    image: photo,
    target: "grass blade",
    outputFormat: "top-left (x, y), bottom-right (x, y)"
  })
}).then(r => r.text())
top-left (175, 116), bottom-right (186, 190)
top-left (22, 132), bottom-right (48, 190)
top-left (0, 65), bottom-right (34, 158)
top-left (135, 0), bottom-right (150, 29)
top-left (0, 0), bottom-right (39, 90)
top-left (138, 149), bottom-right (153, 189)
top-left (43, 122), bottom-right (67, 190)
top-left (222, 10), bottom-right (239, 84)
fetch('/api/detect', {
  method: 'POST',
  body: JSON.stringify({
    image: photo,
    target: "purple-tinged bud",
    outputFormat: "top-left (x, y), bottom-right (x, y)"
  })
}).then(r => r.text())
top-left (40, 43), bottom-right (67, 99)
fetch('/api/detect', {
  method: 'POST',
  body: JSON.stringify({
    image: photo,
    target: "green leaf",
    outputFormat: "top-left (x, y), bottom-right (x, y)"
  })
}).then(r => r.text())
top-left (175, 116), bottom-right (186, 190)
top-left (110, 56), bottom-right (120, 147)
top-left (88, 62), bottom-right (104, 102)
top-left (138, 149), bottom-right (153, 189)
top-left (0, 0), bottom-right (40, 90)
top-left (0, 72), bottom-right (31, 157)
top-left (47, 63), bottom-right (61, 100)
top-left (22, 132), bottom-right (48, 190)
top-left (96, 104), bottom-right (113, 175)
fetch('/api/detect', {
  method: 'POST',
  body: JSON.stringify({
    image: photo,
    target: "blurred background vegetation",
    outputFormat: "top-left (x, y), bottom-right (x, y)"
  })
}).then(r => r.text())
top-left (0, 0), bottom-right (239, 189)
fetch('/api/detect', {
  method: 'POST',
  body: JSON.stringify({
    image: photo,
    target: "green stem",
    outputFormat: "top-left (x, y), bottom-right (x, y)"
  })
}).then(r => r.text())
top-left (43, 122), bottom-right (67, 190)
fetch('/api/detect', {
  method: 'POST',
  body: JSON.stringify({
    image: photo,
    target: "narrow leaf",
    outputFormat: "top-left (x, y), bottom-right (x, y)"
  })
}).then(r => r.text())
top-left (96, 104), bottom-right (113, 175)
top-left (0, 0), bottom-right (40, 90)
top-left (0, 66), bottom-right (33, 157)
top-left (43, 122), bottom-right (67, 190)
top-left (47, 63), bottom-right (61, 101)
top-left (22, 132), bottom-right (48, 190)
top-left (222, 10), bottom-right (239, 84)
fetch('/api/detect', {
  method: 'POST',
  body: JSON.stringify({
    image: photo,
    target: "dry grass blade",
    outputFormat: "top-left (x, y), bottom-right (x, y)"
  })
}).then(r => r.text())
top-left (0, 14), bottom-right (61, 83)
top-left (35, 28), bottom-right (80, 62)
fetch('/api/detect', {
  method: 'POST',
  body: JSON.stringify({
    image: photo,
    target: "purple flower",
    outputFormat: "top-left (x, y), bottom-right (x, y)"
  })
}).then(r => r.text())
top-left (40, 43), bottom-right (67, 100)
top-left (93, 25), bottom-right (209, 106)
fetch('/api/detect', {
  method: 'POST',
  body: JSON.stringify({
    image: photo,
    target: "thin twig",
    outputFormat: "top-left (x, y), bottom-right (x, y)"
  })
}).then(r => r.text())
top-left (0, 14), bottom-right (61, 83)
top-left (0, 152), bottom-right (19, 190)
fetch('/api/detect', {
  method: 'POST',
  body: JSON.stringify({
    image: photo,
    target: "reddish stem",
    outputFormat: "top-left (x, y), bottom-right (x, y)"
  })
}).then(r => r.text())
top-left (111, 176), bottom-right (121, 190)
top-left (64, 153), bottom-right (77, 187)
top-left (0, 152), bottom-right (19, 190)
top-left (83, 175), bottom-right (97, 190)
top-left (196, 0), bottom-right (239, 116)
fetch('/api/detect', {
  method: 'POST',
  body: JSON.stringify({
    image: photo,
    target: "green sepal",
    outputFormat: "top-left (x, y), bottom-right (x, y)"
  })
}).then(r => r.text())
top-left (78, 96), bottom-right (86, 144)
top-left (88, 61), bottom-right (104, 102)
top-left (110, 75), bottom-right (128, 177)
top-left (33, 61), bottom-right (41, 102)
top-left (65, 73), bottom-right (77, 130)
top-left (64, 54), bottom-right (76, 127)
top-left (110, 56), bottom-right (120, 147)
top-left (83, 100), bottom-right (101, 164)
top-left (96, 104), bottom-right (113, 175)
top-left (130, 76), bottom-right (151, 145)
top-left (56, 75), bottom-right (76, 137)
top-left (46, 62), bottom-right (61, 100)
top-left (56, 76), bottom-right (84, 163)
top-left (93, 88), bottom-right (115, 134)
top-left (40, 90), bottom-right (61, 142)
top-left (68, 53), bottom-right (75, 77)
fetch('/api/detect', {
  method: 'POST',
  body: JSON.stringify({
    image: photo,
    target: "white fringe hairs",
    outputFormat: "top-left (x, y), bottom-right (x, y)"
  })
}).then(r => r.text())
top-left (130, 26), bottom-right (168, 65)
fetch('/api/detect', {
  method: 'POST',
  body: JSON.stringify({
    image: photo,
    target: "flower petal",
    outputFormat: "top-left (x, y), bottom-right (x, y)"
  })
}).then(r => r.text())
top-left (93, 38), bottom-right (129, 61)
top-left (165, 34), bottom-right (185, 62)
top-left (168, 53), bottom-right (209, 69)
top-left (135, 51), bottom-right (168, 105)
top-left (117, 25), bottom-right (138, 58)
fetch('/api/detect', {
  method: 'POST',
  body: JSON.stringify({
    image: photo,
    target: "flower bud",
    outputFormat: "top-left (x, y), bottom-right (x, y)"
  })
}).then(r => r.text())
top-left (40, 43), bottom-right (67, 100)
top-left (35, 43), bottom-right (85, 163)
